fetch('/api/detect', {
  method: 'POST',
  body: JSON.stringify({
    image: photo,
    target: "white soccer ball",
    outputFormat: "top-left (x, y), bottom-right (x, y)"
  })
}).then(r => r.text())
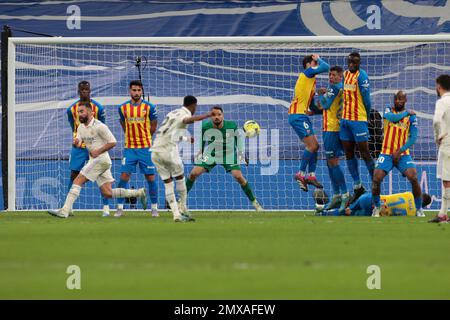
top-left (243, 120), bottom-right (260, 138)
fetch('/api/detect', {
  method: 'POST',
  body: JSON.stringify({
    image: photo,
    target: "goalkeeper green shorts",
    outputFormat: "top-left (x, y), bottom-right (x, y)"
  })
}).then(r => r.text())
top-left (197, 162), bottom-right (241, 173)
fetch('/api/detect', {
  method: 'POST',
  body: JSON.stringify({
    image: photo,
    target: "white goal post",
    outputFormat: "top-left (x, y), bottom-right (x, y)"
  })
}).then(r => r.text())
top-left (6, 35), bottom-right (450, 211)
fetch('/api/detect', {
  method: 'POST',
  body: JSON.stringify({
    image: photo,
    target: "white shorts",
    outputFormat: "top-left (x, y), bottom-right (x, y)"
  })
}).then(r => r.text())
top-left (437, 149), bottom-right (450, 181)
top-left (151, 149), bottom-right (184, 181)
top-left (80, 158), bottom-right (115, 187)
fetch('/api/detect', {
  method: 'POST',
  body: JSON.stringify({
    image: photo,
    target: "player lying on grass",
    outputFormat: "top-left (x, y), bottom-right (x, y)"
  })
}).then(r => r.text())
top-left (289, 54), bottom-right (330, 192)
top-left (371, 91), bottom-right (423, 217)
top-left (48, 102), bottom-right (146, 218)
top-left (185, 106), bottom-right (263, 211)
top-left (151, 96), bottom-right (212, 222)
top-left (67, 81), bottom-right (110, 216)
top-left (319, 191), bottom-right (431, 216)
top-left (316, 65), bottom-right (349, 212)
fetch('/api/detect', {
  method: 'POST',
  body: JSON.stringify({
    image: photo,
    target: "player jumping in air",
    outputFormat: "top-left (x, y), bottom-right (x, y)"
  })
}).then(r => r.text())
top-left (320, 191), bottom-right (431, 217)
top-left (67, 81), bottom-right (110, 216)
top-left (340, 52), bottom-right (375, 204)
top-left (429, 74), bottom-right (450, 223)
top-left (289, 54), bottom-right (330, 192)
top-left (317, 66), bottom-right (349, 211)
top-left (48, 102), bottom-right (146, 218)
top-left (372, 91), bottom-right (424, 217)
top-left (151, 96), bottom-right (212, 222)
top-left (116, 80), bottom-right (158, 217)
top-left (185, 106), bottom-right (263, 211)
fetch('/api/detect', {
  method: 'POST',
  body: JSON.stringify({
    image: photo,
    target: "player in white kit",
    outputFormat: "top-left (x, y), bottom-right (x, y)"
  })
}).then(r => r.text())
top-left (430, 74), bottom-right (450, 223)
top-left (48, 102), bottom-right (147, 218)
top-left (151, 96), bottom-right (211, 222)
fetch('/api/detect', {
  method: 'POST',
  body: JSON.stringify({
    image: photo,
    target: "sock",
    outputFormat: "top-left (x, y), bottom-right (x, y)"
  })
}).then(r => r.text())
top-left (112, 188), bottom-right (141, 199)
top-left (102, 197), bottom-right (109, 206)
top-left (308, 151), bottom-right (318, 174)
top-left (103, 205), bottom-right (110, 213)
top-left (414, 195), bottom-right (422, 212)
top-left (147, 179), bottom-right (158, 205)
top-left (300, 149), bottom-right (313, 173)
top-left (62, 184), bottom-right (81, 213)
top-left (327, 165), bottom-right (340, 196)
top-left (116, 179), bottom-right (129, 205)
top-left (364, 158), bottom-right (375, 180)
top-left (67, 177), bottom-right (74, 192)
top-left (333, 165), bottom-right (348, 194)
top-left (241, 182), bottom-right (256, 202)
top-left (186, 177), bottom-right (195, 193)
top-left (176, 178), bottom-right (187, 208)
top-left (165, 181), bottom-right (180, 218)
top-left (373, 194), bottom-right (381, 208)
top-left (346, 158), bottom-right (361, 186)
top-left (439, 187), bottom-right (450, 216)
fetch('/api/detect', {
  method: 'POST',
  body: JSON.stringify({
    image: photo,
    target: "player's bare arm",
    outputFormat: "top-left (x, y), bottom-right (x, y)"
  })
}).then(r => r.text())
top-left (182, 111), bottom-right (212, 124)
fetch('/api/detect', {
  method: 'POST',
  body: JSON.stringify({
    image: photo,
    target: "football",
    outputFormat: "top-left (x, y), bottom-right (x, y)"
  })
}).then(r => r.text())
top-left (243, 120), bottom-right (260, 138)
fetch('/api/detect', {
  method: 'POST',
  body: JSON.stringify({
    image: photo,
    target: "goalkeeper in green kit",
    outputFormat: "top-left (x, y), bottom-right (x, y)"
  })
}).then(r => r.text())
top-left (186, 106), bottom-right (264, 211)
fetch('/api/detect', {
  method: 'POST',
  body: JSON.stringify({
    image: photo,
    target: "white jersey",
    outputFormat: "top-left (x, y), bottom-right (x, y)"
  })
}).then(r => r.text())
top-left (151, 106), bottom-right (192, 152)
top-left (433, 92), bottom-right (450, 150)
top-left (76, 118), bottom-right (117, 164)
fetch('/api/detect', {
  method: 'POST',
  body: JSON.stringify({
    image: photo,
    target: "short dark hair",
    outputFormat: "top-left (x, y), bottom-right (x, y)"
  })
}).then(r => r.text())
top-left (183, 95), bottom-right (197, 107)
top-left (436, 74), bottom-right (450, 91)
top-left (422, 193), bottom-right (432, 208)
top-left (78, 100), bottom-right (92, 110)
top-left (129, 80), bottom-right (143, 88)
top-left (211, 105), bottom-right (223, 113)
top-left (302, 55), bottom-right (314, 69)
top-left (348, 52), bottom-right (361, 60)
top-left (78, 80), bottom-right (90, 88)
top-left (394, 90), bottom-right (406, 101)
top-left (330, 66), bottom-right (343, 74)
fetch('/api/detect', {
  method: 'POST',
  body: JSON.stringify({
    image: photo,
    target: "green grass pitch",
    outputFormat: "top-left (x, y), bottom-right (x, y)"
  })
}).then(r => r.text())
top-left (0, 211), bottom-right (449, 299)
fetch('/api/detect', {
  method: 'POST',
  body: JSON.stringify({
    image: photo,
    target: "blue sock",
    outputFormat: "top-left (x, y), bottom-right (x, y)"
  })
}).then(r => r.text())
top-left (373, 194), bottom-right (381, 207)
top-left (308, 151), bottom-right (318, 174)
top-left (68, 178), bottom-right (73, 192)
top-left (327, 165), bottom-right (340, 196)
top-left (102, 197), bottom-right (109, 206)
top-left (147, 179), bottom-right (158, 205)
top-left (300, 149), bottom-right (313, 173)
top-left (330, 165), bottom-right (348, 194)
top-left (117, 179), bottom-right (129, 205)
top-left (364, 158), bottom-right (375, 180)
top-left (415, 196), bottom-right (422, 211)
top-left (346, 158), bottom-right (361, 185)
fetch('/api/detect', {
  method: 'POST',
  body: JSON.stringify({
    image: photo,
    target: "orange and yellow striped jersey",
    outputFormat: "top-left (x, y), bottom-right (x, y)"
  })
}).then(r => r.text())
top-left (118, 99), bottom-right (157, 149)
top-left (321, 83), bottom-right (343, 132)
top-left (67, 99), bottom-right (105, 149)
top-left (288, 73), bottom-right (316, 115)
top-left (381, 108), bottom-right (414, 155)
top-left (342, 70), bottom-right (370, 122)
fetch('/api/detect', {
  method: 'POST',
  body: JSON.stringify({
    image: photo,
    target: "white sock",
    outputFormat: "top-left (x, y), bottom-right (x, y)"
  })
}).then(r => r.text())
top-left (439, 187), bottom-right (450, 216)
top-left (151, 203), bottom-right (158, 210)
top-left (176, 178), bottom-right (187, 208)
top-left (62, 184), bottom-right (81, 213)
top-left (165, 181), bottom-right (180, 218)
top-left (103, 205), bottom-right (110, 213)
top-left (117, 204), bottom-right (124, 210)
top-left (112, 188), bottom-right (141, 199)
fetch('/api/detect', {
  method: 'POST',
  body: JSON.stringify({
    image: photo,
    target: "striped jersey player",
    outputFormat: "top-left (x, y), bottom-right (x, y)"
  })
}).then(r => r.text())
top-left (340, 52), bottom-right (375, 204)
top-left (288, 54), bottom-right (330, 192)
top-left (372, 91), bottom-right (424, 217)
top-left (116, 80), bottom-right (158, 217)
top-left (67, 80), bottom-right (110, 216)
top-left (317, 66), bottom-right (348, 212)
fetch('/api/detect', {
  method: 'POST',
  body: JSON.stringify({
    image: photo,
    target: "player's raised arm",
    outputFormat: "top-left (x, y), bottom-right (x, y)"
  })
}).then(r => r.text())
top-left (383, 105), bottom-right (409, 123)
top-left (304, 54), bottom-right (330, 78)
top-left (318, 85), bottom-right (339, 111)
top-left (182, 111), bottom-right (212, 124)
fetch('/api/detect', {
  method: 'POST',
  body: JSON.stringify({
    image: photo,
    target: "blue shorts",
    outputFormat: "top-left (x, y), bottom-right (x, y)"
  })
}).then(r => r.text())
top-left (323, 131), bottom-right (343, 159)
top-left (69, 147), bottom-right (89, 172)
top-left (339, 119), bottom-right (369, 142)
top-left (288, 114), bottom-right (315, 140)
top-left (121, 148), bottom-right (156, 175)
top-left (375, 154), bottom-right (416, 175)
